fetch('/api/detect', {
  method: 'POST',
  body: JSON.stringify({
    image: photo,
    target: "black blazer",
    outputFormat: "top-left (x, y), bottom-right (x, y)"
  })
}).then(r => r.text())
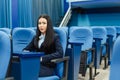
top-left (23, 34), bottom-right (63, 68)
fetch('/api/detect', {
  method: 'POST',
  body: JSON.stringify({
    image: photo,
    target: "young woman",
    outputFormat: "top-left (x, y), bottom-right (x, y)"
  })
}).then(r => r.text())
top-left (23, 14), bottom-right (63, 77)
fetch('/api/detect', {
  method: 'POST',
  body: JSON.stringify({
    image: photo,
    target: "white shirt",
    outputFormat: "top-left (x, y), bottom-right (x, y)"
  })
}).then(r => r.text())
top-left (38, 34), bottom-right (45, 48)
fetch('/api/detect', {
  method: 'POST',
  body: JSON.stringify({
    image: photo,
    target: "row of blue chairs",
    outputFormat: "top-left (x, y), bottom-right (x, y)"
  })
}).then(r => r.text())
top-left (61, 26), bottom-right (119, 80)
top-left (0, 26), bottom-right (120, 80)
top-left (57, 26), bottom-right (117, 80)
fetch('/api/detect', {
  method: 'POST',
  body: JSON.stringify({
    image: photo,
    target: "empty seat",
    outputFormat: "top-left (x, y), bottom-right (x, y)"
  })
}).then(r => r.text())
top-left (0, 31), bottom-right (11, 80)
top-left (91, 27), bottom-right (108, 77)
top-left (68, 27), bottom-right (94, 80)
top-left (115, 26), bottom-right (120, 38)
top-left (106, 27), bottom-right (116, 41)
top-left (105, 26), bottom-right (116, 65)
top-left (109, 36), bottom-right (120, 80)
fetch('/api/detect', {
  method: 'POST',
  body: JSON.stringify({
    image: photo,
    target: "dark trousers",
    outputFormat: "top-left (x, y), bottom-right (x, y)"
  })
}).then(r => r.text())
top-left (39, 64), bottom-right (55, 77)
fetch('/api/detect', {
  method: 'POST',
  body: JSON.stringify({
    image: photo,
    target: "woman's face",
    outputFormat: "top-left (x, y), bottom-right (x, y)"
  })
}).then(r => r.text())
top-left (38, 17), bottom-right (47, 34)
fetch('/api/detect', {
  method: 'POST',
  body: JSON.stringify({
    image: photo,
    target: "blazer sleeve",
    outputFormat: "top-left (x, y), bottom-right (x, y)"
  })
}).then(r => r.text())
top-left (23, 37), bottom-right (35, 51)
top-left (41, 35), bottom-right (63, 63)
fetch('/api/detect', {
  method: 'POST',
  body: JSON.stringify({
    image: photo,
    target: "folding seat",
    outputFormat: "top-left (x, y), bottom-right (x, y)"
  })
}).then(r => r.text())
top-left (68, 27), bottom-right (94, 80)
top-left (105, 27), bottom-right (116, 65)
top-left (91, 27), bottom-right (108, 76)
top-left (115, 26), bottom-right (120, 38)
top-left (11, 28), bottom-right (36, 80)
top-left (0, 31), bottom-right (11, 80)
top-left (109, 36), bottom-right (120, 80)
top-left (38, 27), bottom-right (69, 80)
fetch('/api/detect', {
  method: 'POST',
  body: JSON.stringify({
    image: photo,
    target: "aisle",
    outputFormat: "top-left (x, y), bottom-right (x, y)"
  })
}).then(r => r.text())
top-left (78, 60), bottom-right (110, 80)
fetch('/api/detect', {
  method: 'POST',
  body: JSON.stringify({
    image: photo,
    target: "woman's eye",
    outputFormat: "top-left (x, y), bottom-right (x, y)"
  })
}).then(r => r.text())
top-left (38, 22), bottom-right (41, 24)
top-left (38, 22), bottom-right (46, 25)
top-left (43, 22), bottom-right (46, 24)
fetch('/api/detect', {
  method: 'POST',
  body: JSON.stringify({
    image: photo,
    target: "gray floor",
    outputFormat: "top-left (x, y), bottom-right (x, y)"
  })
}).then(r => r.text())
top-left (78, 60), bottom-right (110, 80)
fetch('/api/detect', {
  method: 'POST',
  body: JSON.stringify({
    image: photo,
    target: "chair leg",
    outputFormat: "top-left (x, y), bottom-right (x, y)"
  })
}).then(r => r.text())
top-left (94, 66), bottom-right (99, 77)
top-left (99, 56), bottom-right (102, 65)
top-left (89, 66), bottom-right (95, 80)
top-left (89, 67), bottom-right (92, 80)
top-left (80, 63), bottom-right (87, 77)
top-left (103, 56), bottom-right (108, 69)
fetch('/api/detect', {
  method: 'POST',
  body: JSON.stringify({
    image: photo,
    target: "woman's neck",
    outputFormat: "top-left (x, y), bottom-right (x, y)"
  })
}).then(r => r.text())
top-left (41, 33), bottom-right (46, 36)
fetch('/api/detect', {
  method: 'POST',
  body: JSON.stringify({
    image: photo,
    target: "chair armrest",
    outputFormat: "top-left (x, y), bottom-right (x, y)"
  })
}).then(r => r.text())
top-left (51, 56), bottom-right (69, 80)
top-left (82, 48), bottom-right (95, 66)
top-left (51, 56), bottom-right (69, 63)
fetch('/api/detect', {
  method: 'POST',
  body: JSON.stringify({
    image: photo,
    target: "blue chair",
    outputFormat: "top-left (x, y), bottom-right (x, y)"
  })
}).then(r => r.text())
top-left (58, 27), bottom-right (69, 47)
top-left (0, 28), bottom-right (11, 38)
top-left (12, 28), bottom-right (35, 53)
top-left (38, 27), bottom-right (69, 80)
top-left (109, 36), bottom-right (120, 80)
top-left (68, 27), bottom-right (94, 80)
top-left (106, 27), bottom-right (116, 65)
top-left (0, 31), bottom-right (11, 80)
top-left (0, 28), bottom-right (11, 34)
top-left (30, 27), bottom-right (37, 32)
top-left (115, 26), bottom-right (120, 38)
top-left (91, 27), bottom-right (108, 77)
top-left (11, 28), bottom-right (36, 80)
top-left (59, 27), bottom-right (68, 36)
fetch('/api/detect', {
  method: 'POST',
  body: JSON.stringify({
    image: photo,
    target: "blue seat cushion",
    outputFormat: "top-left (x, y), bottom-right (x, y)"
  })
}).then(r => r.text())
top-left (38, 75), bottom-right (60, 80)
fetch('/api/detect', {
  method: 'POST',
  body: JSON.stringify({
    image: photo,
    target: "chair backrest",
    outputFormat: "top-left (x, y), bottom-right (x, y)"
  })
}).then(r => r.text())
top-left (115, 26), bottom-right (120, 37)
top-left (69, 27), bottom-right (93, 50)
top-left (12, 28), bottom-right (35, 53)
top-left (30, 27), bottom-right (37, 32)
top-left (110, 36), bottom-right (120, 80)
top-left (91, 27), bottom-right (107, 44)
top-left (106, 26), bottom-right (116, 41)
top-left (54, 28), bottom-right (67, 78)
top-left (0, 31), bottom-right (11, 79)
top-left (54, 28), bottom-right (67, 55)
top-left (59, 27), bottom-right (68, 36)
top-left (0, 28), bottom-right (11, 34)
top-left (0, 28), bottom-right (11, 38)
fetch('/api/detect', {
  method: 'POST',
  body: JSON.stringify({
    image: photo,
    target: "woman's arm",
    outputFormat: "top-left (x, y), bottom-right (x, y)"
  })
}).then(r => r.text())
top-left (41, 35), bottom-right (63, 63)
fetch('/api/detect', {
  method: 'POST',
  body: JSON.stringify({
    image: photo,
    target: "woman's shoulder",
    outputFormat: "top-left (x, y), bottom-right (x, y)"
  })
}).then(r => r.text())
top-left (54, 33), bottom-right (59, 39)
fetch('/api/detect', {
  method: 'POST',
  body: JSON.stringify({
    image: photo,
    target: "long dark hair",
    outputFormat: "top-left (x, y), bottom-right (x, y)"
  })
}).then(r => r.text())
top-left (35, 14), bottom-right (54, 50)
